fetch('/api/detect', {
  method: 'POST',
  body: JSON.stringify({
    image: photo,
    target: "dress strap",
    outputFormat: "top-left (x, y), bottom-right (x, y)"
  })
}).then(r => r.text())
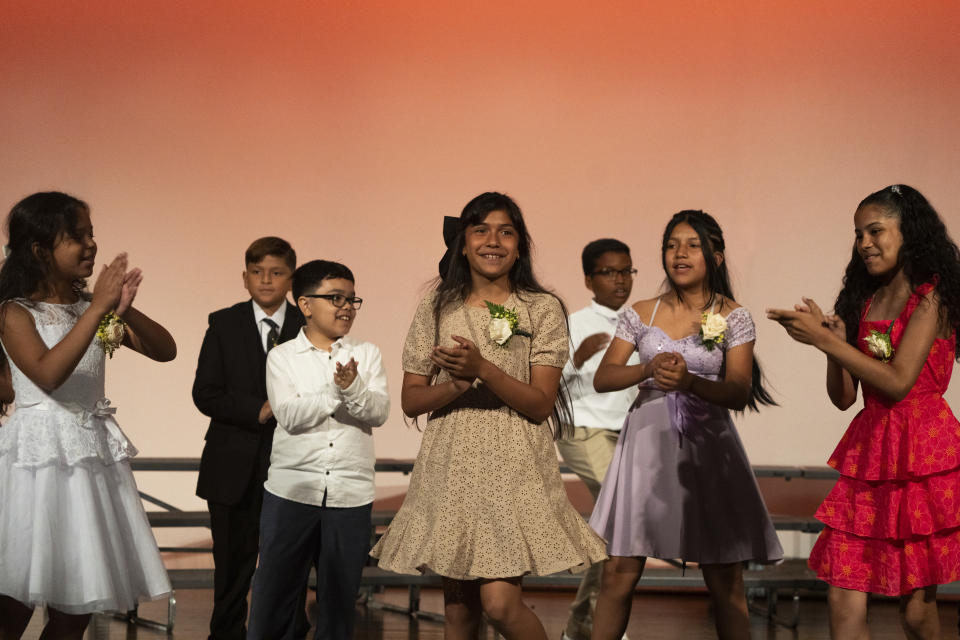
top-left (649, 297), bottom-right (662, 325)
top-left (902, 281), bottom-right (937, 321)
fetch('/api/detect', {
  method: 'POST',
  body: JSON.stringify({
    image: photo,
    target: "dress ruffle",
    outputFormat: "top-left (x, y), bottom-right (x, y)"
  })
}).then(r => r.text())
top-left (828, 391), bottom-right (959, 481)
top-left (810, 281), bottom-right (960, 595)
top-left (370, 406), bottom-right (608, 579)
top-left (816, 469), bottom-right (960, 539)
top-left (372, 467), bottom-right (608, 580)
top-left (809, 526), bottom-right (960, 596)
top-left (0, 406), bottom-right (137, 468)
top-left (0, 451), bottom-right (170, 613)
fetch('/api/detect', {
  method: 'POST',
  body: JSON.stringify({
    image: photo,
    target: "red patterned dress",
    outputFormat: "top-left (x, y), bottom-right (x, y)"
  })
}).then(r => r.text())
top-left (808, 282), bottom-right (960, 595)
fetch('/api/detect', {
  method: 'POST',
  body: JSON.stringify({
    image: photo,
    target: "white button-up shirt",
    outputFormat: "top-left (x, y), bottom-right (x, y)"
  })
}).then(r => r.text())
top-left (265, 329), bottom-right (390, 508)
top-left (562, 301), bottom-right (640, 431)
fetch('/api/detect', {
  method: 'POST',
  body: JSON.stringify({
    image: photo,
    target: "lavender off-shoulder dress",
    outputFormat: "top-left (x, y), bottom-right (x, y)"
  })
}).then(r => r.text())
top-left (589, 304), bottom-right (783, 564)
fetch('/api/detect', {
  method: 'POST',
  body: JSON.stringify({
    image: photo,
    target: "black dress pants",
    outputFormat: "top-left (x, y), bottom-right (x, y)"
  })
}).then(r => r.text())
top-left (208, 477), bottom-right (262, 640)
top-left (207, 482), bottom-right (309, 639)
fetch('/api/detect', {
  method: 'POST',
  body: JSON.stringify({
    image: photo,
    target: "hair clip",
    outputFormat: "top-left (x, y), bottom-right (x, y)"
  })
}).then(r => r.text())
top-left (890, 184), bottom-right (902, 195)
top-left (1, 245), bottom-right (10, 259)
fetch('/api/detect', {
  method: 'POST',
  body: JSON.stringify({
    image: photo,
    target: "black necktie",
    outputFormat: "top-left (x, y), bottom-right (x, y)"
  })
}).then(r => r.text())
top-left (263, 318), bottom-right (279, 352)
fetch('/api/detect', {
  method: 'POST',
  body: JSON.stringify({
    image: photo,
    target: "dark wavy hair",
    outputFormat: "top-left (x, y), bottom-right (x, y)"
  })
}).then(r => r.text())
top-left (432, 192), bottom-right (573, 438)
top-left (660, 210), bottom-right (776, 411)
top-left (0, 192), bottom-right (89, 306)
top-left (0, 192), bottom-right (90, 410)
top-left (834, 184), bottom-right (960, 360)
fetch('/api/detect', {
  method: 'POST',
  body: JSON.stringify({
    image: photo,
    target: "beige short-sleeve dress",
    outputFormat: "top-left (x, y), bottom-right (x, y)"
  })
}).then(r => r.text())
top-left (370, 290), bottom-right (608, 579)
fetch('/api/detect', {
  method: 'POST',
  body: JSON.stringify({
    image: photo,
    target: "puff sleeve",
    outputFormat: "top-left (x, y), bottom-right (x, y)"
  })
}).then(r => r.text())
top-left (528, 294), bottom-right (570, 369)
top-left (402, 293), bottom-right (439, 376)
top-left (725, 307), bottom-right (757, 350)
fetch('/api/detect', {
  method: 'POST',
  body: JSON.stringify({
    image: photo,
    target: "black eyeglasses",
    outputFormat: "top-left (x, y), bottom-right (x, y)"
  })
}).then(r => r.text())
top-left (302, 294), bottom-right (363, 310)
top-left (591, 268), bottom-right (637, 279)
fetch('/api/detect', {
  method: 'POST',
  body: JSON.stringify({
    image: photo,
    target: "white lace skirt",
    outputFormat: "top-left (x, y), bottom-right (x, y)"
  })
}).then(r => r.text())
top-left (0, 451), bottom-right (171, 614)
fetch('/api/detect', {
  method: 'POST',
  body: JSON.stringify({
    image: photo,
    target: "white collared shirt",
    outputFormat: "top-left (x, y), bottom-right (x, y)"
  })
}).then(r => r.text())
top-left (264, 328), bottom-right (390, 508)
top-left (562, 301), bottom-right (641, 431)
top-left (252, 300), bottom-right (288, 352)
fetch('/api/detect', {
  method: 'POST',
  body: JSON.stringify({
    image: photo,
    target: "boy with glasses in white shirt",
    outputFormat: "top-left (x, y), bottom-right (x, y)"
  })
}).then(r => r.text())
top-left (558, 239), bottom-right (640, 640)
top-left (247, 260), bottom-right (389, 640)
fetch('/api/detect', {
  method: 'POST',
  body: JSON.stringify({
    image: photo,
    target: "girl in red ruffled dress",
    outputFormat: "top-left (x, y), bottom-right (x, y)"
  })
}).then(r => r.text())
top-left (768, 184), bottom-right (960, 639)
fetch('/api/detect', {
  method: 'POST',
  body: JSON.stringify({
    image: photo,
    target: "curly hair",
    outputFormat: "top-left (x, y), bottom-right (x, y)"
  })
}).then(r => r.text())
top-left (0, 192), bottom-right (90, 414)
top-left (0, 192), bottom-right (89, 306)
top-left (660, 210), bottom-right (777, 412)
top-left (834, 185), bottom-right (960, 360)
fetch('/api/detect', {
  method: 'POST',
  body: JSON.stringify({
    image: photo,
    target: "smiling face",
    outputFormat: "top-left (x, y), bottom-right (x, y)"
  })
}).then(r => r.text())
top-left (244, 254), bottom-right (293, 314)
top-left (48, 207), bottom-right (97, 281)
top-left (663, 221), bottom-right (720, 289)
top-left (298, 277), bottom-right (357, 344)
top-left (586, 251), bottom-right (633, 310)
top-left (854, 204), bottom-right (904, 278)
top-left (461, 209), bottom-right (520, 282)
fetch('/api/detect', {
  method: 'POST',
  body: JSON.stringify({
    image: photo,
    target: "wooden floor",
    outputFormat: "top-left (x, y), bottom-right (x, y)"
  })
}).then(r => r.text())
top-left (18, 588), bottom-right (960, 639)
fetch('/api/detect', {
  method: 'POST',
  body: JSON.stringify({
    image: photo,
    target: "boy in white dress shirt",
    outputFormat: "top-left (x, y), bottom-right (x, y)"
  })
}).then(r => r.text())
top-left (558, 238), bottom-right (639, 640)
top-left (247, 260), bottom-right (390, 640)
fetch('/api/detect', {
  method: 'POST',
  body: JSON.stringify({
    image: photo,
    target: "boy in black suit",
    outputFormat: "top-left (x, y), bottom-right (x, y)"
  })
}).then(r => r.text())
top-left (193, 237), bottom-right (305, 640)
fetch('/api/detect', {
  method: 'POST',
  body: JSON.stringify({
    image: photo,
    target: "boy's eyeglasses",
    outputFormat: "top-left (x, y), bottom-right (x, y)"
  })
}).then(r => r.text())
top-left (591, 268), bottom-right (637, 280)
top-left (302, 294), bottom-right (363, 310)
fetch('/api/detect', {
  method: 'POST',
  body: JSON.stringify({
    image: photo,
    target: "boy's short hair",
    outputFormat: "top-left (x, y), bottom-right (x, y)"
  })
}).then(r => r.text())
top-left (581, 238), bottom-right (631, 276)
top-left (292, 260), bottom-right (355, 299)
top-left (245, 237), bottom-right (296, 271)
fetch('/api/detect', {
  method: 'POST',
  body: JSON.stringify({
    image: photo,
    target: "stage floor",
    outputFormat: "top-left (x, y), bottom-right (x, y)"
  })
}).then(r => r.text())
top-left (19, 587), bottom-right (960, 639)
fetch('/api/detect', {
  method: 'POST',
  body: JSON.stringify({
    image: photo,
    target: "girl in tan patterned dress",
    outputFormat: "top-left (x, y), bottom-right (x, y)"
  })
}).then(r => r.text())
top-left (371, 192), bottom-right (607, 639)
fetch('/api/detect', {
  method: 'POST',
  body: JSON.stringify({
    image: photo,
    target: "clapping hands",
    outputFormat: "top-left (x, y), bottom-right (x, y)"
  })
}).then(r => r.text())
top-left (334, 358), bottom-right (359, 389)
top-left (91, 253), bottom-right (127, 314)
top-left (116, 268), bottom-right (143, 316)
top-left (430, 336), bottom-right (486, 385)
top-left (91, 253), bottom-right (143, 317)
top-left (766, 297), bottom-right (844, 347)
top-left (650, 351), bottom-right (692, 392)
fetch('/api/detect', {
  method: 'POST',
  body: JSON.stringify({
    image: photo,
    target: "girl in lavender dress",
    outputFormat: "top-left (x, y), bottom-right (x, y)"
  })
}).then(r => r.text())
top-left (589, 210), bottom-right (782, 640)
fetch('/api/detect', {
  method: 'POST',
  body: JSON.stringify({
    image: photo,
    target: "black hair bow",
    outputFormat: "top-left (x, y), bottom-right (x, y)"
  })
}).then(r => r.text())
top-left (438, 216), bottom-right (460, 278)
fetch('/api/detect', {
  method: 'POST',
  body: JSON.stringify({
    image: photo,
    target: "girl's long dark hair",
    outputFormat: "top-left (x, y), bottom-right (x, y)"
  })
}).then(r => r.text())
top-left (433, 192), bottom-right (573, 438)
top-left (835, 184), bottom-right (960, 360)
top-left (0, 192), bottom-right (90, 413)
top-left (661, 210), bottom-right (776, 411)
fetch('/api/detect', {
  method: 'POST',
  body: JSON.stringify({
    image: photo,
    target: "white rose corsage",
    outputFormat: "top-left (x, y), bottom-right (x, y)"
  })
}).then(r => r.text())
top-left (485, 301), bottom-right (531, 346)
top-left (864, 320), bottom-right (895, 363)
top-left (699, 311), bottom-right (727, 351)
top-left (97, 312), bottom-right (126, 358)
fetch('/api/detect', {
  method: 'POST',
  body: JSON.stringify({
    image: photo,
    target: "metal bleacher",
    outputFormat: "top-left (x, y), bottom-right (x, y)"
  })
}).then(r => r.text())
top-left (127, 457), bottom-right (851, 631)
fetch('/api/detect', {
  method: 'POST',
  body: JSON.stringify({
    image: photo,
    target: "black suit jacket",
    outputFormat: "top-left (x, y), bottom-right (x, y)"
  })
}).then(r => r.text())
top-left (193, 300), bottom-right (304, 505)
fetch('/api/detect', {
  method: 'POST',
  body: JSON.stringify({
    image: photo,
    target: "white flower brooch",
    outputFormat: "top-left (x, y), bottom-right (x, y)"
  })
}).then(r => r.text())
top-left (485, 301), bottom-right (531, 346)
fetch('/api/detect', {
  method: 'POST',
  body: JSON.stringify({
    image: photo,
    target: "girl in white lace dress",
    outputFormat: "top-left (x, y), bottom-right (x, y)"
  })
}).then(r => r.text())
top-left (0, 192), bottom-right (177, 639)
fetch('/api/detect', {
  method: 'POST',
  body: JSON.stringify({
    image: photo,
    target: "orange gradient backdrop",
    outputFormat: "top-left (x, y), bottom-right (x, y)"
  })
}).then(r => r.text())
top-left (2, 0), bottom-right (959, 519)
